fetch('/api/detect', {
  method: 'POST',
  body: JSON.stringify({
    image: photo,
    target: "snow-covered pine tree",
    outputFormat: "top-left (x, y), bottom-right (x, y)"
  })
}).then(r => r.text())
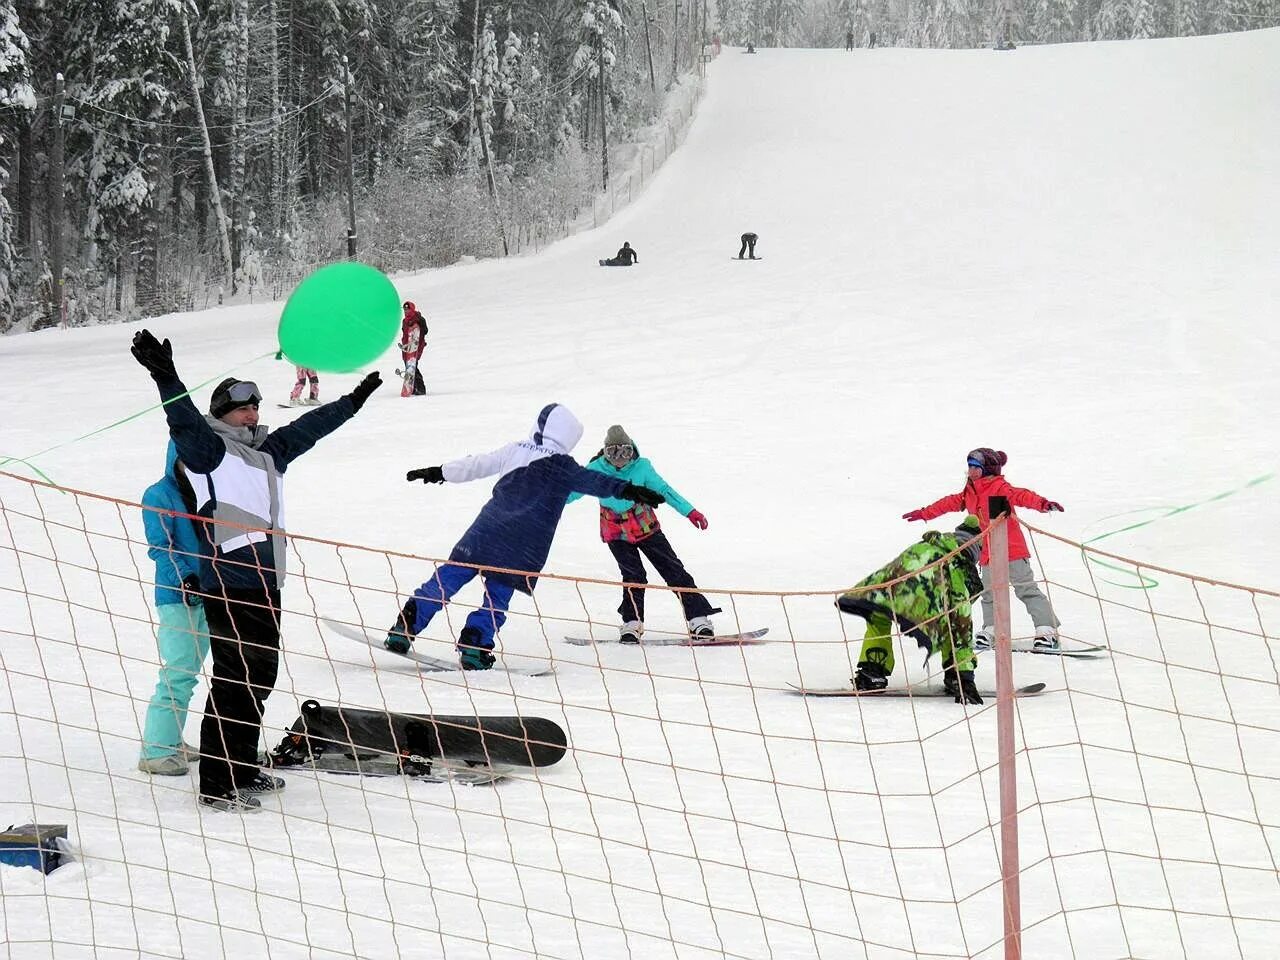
top-left (74, 0), bottom-right (181, 314)
top-left (0, 0), bottom-right (34, 323)
top-left (1035, 0), bottom-right (1078, 43)
top-left (1171, 0), bottom-right (1199, 34)
top-left (1130, 0), bottom-right (1157, 37)
top-left (472, 10), bottom-right (499, 156)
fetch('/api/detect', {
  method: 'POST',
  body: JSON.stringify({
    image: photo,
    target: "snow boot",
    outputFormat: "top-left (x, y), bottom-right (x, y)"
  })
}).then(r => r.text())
top-left (687, 616), bottom-right (715, 640)
top-left (942, 658), bottom-right (959, 699)
top-left (238, 772), bottom-right (286, 796)
top-left (384, 601), bottom-right (417, 654)
top-left (457, 627), bottom-right (495, 671)
top-left (1033, 626), bottom-right (1059, 651)
top-left (198, 790), bottom-right (262, 813)
top-left (853, 661), bottom-right (889, 692)
top-left (954, 671), bottom-right (983, 705)
top-left (974, 627), bottom-right (994, 651)
top-left (620, 620), bottom-right (643, 644)
top-left (138, 754), bottom-right (188, 776)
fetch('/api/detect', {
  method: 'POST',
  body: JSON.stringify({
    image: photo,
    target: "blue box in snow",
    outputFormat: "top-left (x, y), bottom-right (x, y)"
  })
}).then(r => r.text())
top-left (0, 824), bottom-right (69, 874)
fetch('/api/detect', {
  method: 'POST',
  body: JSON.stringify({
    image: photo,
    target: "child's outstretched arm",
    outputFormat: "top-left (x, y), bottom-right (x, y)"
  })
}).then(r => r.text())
top-left (904, 491), bottom-right (965, 522)
top-left (1006, 485), bottom-right (1064, 512)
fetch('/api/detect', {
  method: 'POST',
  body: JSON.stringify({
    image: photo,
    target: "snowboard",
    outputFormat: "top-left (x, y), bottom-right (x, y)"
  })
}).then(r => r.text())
top-left (565, 627), bottom-right (769, 647)
top-left (974, 639), bottom-right (1108, 659)
top-left (789, 681), bottom-right (1047, 698)
top-left (730, 256), bottom-right (763, 261)
top-left (322, 618), bottom-right (555, 676)
top-left (270, 698), bottom-right (567, 769)
top-left (277, 401), bottom-right (321, 409)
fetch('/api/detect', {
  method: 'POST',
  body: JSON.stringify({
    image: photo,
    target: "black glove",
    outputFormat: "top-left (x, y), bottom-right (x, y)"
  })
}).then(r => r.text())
top-left (955, 671), bottom-right (983, 705)
top-left (181, 573), bottom-right (203, 607)
top-left (406, 466), bottom-right (445, 484)
top-left (348, 372), bottom-right (383, 412)
top-left (621, 483), bottom-right (665, 507)
top-left (131, 330), bottom-right (177, 381)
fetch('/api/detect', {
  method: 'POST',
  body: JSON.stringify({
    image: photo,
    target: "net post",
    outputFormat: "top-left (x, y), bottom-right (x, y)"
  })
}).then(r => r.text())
top-left (988, 496), bottom-right (1022, 959)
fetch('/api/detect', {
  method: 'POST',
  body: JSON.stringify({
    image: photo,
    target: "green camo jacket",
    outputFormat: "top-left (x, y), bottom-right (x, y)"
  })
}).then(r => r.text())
top-left (837, 531), bottom-right (985, 654)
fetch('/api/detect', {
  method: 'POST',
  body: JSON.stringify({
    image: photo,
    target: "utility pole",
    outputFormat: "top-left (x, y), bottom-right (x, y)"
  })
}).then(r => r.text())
top-left (49, 73), bottom-right (65, 328)
top-left (598, 31), bottom-right (609, 190)
top-left (341, 54), bottom-right (357, 259)
top-left (641, 0), bottom-right (657, 92)
top-left (472, 94), bottom-right (509, 256)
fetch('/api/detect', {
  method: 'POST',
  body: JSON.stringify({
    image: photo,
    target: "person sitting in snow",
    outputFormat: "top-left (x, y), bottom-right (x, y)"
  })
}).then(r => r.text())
top-left (391, 404), bottom-right (666, 670)
top-left (902, 447), bottom-right (1064, 650)
top-left (838, 516), bottom-right (986, 704)
top-left (601, 242), bottom-right (638, 267)
top-left (569, 424), bottom-right (720, 642)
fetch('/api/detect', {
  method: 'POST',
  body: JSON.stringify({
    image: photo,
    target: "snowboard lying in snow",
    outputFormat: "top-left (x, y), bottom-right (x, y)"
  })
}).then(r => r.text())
top-left (268, 699), bottom-right (568, 784)
top-left (789, 681), bottom-right (1048, 698)
top-left (322, 618), bottom-right (554, 676)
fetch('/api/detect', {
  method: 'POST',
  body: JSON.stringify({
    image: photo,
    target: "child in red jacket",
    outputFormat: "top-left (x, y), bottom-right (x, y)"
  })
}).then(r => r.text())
top-left (902, 447), bottom-right (1064, 649)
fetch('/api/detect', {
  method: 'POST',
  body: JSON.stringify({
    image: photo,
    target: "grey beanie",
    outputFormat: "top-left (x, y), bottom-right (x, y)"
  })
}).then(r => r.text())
top-left (604, 424), bottom-right (634, 448)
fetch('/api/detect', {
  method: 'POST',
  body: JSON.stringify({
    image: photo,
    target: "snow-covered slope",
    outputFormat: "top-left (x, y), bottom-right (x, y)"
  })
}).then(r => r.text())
top-left (2, 30), bottom-right (1278, 960)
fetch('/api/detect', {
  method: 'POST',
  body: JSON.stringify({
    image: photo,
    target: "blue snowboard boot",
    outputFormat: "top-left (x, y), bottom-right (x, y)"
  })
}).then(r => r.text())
top-left (384, 601), bottom-right (417, 654)
top-left (457, 626), bottom-right (496, 671)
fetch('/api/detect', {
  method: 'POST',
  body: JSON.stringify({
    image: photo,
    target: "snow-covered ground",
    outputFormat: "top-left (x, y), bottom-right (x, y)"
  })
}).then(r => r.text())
top-left (2, 29), bottom-right (1279, 960)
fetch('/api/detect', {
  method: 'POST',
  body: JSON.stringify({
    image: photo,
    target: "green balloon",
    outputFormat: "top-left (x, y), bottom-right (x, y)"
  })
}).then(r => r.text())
top-left (278, 262), bottom-right (401, 372)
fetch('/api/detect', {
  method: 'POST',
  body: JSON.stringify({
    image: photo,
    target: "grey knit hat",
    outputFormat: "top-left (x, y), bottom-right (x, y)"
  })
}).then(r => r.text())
top-left (604, 424), bottom-right (634, 448)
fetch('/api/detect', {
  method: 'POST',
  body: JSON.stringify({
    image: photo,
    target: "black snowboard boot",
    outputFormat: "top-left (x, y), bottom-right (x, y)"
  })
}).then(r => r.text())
top-left (853, 661), bottom-right (889, 692)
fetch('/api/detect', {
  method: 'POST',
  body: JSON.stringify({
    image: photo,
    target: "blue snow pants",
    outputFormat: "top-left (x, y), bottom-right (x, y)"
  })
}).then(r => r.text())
top-left (410, 564), bottom-right (515, 650)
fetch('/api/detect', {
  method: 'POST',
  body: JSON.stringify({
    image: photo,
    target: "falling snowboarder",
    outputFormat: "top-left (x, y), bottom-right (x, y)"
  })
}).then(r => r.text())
top-left (600, 242), bottom-right (638, 267)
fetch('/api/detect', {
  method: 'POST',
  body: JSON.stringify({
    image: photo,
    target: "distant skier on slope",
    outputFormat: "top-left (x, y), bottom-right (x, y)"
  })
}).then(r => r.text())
top-left (390, 403), bottom-right (667, 670)
top-left (837, 516), bottom-right (986, 703)
top-left (399, 301), bottom-right (428, 397)
top-left (902, 448), bottom-right (1064, 650)
top-left (600, 242), bottom-right (638, 267)
top-left (737, 232), bottom-right (759, 259)
top-left (568, 424), bottom-right (720, 642)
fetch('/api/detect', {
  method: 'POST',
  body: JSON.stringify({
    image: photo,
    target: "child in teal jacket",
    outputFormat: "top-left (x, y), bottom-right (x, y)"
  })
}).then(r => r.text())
top-left (571, 425), bottom-right (719, 641)
top-left (137, 441), bottom-right (211, 775)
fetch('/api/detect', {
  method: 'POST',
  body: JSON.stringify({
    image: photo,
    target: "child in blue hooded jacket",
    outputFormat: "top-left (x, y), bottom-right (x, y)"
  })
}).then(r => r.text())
top-left (571, 424), bottom-right (720, 642)
top-left (138, 441), bottom-right (211, 775)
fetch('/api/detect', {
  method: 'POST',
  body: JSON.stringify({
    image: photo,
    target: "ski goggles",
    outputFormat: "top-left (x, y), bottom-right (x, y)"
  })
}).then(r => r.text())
top-left (967, 458), bottom-right (984, 469)
top-left (226, 381), bottom-right (262, 406)
top-left (604, 443), bottom-right (634, 461)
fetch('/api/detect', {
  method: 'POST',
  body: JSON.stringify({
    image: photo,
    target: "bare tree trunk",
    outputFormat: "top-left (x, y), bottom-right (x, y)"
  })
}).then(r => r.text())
top-left (16, 116), bottom-right (33, 250)
top-left (267, 0), bottom-right (284, 241)
top-left (229, 0), bottom-right (249, 288)
top-left (136, 127), bottom-right (161, 316)
top-left (179, 7), bottom-right (234, 292)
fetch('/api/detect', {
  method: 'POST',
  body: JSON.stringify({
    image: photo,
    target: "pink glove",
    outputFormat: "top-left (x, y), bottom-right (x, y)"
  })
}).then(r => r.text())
top-left (688, 510), bottom-right (708, 530)
top-left (902, 509), bottom-right (926, 522)
top-left (1042, 500), bottom-right (1064, 512)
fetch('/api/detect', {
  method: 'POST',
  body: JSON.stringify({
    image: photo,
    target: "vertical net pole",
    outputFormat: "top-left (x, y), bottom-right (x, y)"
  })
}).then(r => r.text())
top-left (989, 504), bottom-right (1022, 959)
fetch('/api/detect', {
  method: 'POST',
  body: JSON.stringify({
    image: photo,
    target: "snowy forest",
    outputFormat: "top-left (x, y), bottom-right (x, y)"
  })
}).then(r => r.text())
top-left (0, 0), bottom-right (1276, 332)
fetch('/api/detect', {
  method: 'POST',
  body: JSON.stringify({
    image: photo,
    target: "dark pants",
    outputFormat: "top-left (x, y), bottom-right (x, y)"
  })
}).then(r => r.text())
top-left (198, 587), bottom-right (282, 795)
top-left (608, 530), bottom-right (719, 622)
top-left (738, 236), bottom-right (757, 258)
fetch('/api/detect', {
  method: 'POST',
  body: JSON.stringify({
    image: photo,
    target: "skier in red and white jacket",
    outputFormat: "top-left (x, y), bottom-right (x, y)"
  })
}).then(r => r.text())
top-left (399, 301), bottom-right (428, 397)
top-left (902, 447), bottom-right (1064, 649)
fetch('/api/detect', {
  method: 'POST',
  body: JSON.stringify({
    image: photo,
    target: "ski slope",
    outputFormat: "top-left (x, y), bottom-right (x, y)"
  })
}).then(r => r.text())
top-left (2, 29), bottom-right (1280, 960)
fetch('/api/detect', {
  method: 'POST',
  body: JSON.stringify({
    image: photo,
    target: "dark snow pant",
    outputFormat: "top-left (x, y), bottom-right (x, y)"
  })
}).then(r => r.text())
top-left (738, 235), bottom-right (757, 259)
top-left (198, 586), bottom-right (282, 796)
top-left (608, 530), bottom-right (719, 623)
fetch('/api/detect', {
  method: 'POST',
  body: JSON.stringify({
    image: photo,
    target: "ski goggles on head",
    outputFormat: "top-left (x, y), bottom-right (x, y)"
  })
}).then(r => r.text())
top-left (226, 381), bottom-right (262, 406)
top-left (604, 443), bottom-right (634, 461)
top-left (967, 458), bottom-right (984, 469)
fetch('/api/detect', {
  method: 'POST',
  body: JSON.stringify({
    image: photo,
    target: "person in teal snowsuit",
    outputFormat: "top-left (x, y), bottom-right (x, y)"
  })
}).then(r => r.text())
top-left (138, 441), bottom-right (211, 774)
top-left (570, 424), bottom-right (720, 642)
